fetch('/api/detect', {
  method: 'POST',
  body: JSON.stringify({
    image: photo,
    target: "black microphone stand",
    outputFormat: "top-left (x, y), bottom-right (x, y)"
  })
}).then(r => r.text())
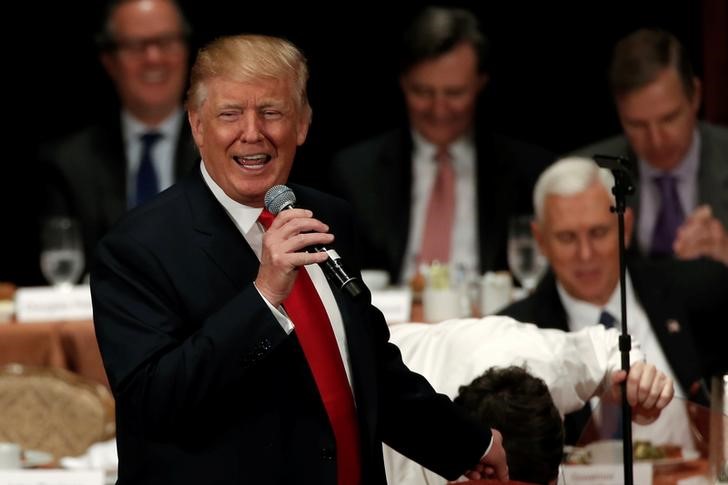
top-left (594, 154), bottom-right (636, 485)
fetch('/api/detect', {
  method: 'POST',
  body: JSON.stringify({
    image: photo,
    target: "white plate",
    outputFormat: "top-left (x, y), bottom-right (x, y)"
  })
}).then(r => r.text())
top-left (22, 449), bottom-right (54, 468)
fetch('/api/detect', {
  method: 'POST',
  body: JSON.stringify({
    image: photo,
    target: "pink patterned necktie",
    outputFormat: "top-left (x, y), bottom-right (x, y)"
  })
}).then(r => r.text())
top-left (258, 209), bottom-right (361, 485)
top-left (419, 148), bottom-right (455, 265)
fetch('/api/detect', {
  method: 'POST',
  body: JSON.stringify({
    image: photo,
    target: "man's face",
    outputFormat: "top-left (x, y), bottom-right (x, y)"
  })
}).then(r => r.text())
top-left (532, 181), bottom-right (633, 305)
top-left (101, 0), bottom-right (189, 124)
top-left (615, 67), bottom-right (700, 171)
top-left (188, 76), bottom-right (310, 207)
top-left (400, 42), bottom-right (486, 147)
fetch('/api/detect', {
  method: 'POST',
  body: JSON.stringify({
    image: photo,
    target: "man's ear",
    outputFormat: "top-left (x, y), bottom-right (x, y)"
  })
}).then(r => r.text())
top-left (100, 53), bottom-right (116, 80)
top-left (531, 219), bottom-right (547, 256)
top-left (689, 76), bottom-right (702, 115)
top-left (188, 109), bottom-right (203, 148)
top-left (476, 73), bottom-right (489, 93)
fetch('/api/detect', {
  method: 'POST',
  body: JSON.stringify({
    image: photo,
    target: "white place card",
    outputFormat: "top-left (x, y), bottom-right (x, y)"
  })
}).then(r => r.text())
top-left (0, 469), bottom-right (104, 485)
top-left (14, 285), bottom-right (93, 323)
top-left (370, 289), bottom-right (412, 324)
top-left (559, 463), bottom-right (652, 485)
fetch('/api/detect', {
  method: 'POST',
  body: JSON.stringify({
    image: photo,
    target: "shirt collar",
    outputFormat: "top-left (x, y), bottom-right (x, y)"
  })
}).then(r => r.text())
top-left (639, 128), bottom-right (701, 180)
top-left (557, 271), bottom-right (635, 329)
top-left (411, 129), bottom-right (474, 165)
top-left (121, 107), bottom-right (185, 144)
top-left (199, 161), bottom-right (262, 235)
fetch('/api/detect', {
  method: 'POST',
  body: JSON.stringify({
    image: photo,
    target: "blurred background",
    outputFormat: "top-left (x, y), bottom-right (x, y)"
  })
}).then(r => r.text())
top-left (3, 0), bottom-right (726, 284)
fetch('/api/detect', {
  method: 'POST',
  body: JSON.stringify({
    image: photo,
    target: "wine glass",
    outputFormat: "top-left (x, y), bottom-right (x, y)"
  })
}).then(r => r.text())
top-left (507, 215), bottom-right (547, 292)
top-left (39, 217), bottom-right (85, 289)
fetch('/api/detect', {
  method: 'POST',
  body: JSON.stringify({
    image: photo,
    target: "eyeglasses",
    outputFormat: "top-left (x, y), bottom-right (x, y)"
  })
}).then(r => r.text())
top-left (113, 33), bottom-right (186, 57)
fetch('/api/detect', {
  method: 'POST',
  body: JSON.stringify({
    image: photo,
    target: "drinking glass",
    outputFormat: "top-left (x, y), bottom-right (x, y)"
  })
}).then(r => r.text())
top-left (507, 215), bottom-right (547, 292)
top-left (39, 217), bottom-right (84, 289)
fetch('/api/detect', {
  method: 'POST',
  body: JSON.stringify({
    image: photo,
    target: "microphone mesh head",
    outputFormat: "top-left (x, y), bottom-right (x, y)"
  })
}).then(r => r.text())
top-left (264, 185), bottom-right (296, 214)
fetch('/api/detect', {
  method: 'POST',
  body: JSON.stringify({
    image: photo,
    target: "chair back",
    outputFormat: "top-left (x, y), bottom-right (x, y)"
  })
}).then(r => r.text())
top-left (0, 363), bottom-right (115, 459)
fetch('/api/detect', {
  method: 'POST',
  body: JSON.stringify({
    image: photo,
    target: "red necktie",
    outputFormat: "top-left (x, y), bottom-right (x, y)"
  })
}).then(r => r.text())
top-left (258, 209), bottom-right (361, 484)
top-left (419, 148), bottom-right (455, 265)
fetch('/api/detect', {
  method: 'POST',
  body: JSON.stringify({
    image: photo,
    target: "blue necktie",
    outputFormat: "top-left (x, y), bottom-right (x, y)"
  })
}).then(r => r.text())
top-left (598, 309), bottom-right (617, 329)
top-left (135, 132), bottom-right (162, 206)
top-left (598, 309), bottom-right (623, 439)
top-left (651, 174), bottom-right (684, 257)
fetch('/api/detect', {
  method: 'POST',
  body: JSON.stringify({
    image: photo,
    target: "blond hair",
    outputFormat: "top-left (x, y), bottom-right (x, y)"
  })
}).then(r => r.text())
top-left (187, 34), bottom-right (311, 121)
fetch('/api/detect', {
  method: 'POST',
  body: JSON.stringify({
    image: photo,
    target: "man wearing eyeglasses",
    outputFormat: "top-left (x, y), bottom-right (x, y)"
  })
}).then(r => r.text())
top-left (39, 0), bottom-right (198, 280)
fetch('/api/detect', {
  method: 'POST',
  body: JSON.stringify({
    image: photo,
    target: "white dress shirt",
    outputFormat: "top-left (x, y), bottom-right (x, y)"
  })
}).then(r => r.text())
top-left (400, 130), bottom-right (479, 284)
top-left (199, 162), bottom-right (354, 386)
top-left (384, 316), bottom-right (643, 485)
top-left (557, 273), bottom-right (693, 448)
top-left (122, 107), bottom-right (185, 208)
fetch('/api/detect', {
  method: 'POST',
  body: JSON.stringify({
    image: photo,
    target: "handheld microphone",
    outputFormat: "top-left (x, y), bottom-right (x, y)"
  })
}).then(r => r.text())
top-left (264, 185), bottom-right (364, 298)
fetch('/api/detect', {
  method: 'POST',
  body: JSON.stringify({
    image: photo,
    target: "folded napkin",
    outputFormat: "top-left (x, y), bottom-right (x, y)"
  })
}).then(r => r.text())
top-left (59, 439), bottom-right (117, 471)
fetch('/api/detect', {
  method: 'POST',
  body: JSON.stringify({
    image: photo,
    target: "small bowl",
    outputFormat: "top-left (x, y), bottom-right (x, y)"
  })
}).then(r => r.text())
top-left (361, 270), bottom-right (389, 291)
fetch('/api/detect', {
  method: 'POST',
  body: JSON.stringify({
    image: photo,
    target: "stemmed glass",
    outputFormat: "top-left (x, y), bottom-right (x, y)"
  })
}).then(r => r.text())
top-left (39, 217), bottom-right (85, 289)
top-left (507, 214), bottom-right (547, 292)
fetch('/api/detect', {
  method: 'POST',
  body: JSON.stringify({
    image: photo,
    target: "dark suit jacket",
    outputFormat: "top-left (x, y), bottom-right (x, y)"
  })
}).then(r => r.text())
top-left (91, 170), bottom-right (490, 484)
top-left (573, 122), bottom-right (728, 248)
top-left (40, 114), bottom-right (199, 277)
top-left (330, 127), bottom-right (554, 283)
top-left (499, 256), bottom-right (728, 443)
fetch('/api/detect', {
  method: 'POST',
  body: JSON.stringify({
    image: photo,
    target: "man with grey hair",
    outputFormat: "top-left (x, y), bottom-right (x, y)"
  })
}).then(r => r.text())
top-left (574, 28), bottom-right (728, 265)
top-left (331, 6), bottom-right (553, 286)
top-left (499, 156), bottom-right (728, 446)
top-left (91, 33), bottom-right (508, 484)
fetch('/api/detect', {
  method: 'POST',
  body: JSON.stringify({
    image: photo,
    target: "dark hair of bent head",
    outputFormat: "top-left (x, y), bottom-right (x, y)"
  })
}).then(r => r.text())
top-left (454, 366), bottom-right (564, 485)
top-left (609, 28), bottom-right (695, 99)
top-left (94, 0), bottom-right (192, 52)
top-left (399, 6), bottom-right (490, 75)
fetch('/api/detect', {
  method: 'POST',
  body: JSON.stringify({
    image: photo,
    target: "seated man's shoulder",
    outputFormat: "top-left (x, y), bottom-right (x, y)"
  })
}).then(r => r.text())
top-left (333, 129), bottom-right (407, 164)
top-left (700, 121), bottom-right (728, 143)
top-left (39, 121), bottom-right (120, 170)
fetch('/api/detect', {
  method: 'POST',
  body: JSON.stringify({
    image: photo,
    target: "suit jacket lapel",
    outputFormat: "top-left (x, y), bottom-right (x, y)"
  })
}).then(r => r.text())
top-left (531, 271), bottom-right (570, 331)
top-left (94, 119), bottom-right (128, 228)
top-left (628, 259), bottom-right (702, 394)
top-left (183, 171), bottom-right (260, 288)
top-left (475, 131), bottom-right (507, 273)
top-left (381, 129), bottom-right (413, 281)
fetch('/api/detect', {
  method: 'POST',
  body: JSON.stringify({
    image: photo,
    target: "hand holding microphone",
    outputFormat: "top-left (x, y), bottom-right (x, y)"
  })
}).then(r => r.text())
top-left (255, 185), bottom-right (363, 304)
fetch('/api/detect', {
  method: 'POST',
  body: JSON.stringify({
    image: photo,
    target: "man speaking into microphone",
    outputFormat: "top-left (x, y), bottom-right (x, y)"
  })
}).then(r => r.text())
top-left (91, 34), bottom-right (507, 485)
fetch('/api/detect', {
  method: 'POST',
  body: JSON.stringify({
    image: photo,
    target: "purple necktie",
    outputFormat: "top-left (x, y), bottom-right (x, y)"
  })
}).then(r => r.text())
top-left (650, 175), bottom-right (684, 257)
